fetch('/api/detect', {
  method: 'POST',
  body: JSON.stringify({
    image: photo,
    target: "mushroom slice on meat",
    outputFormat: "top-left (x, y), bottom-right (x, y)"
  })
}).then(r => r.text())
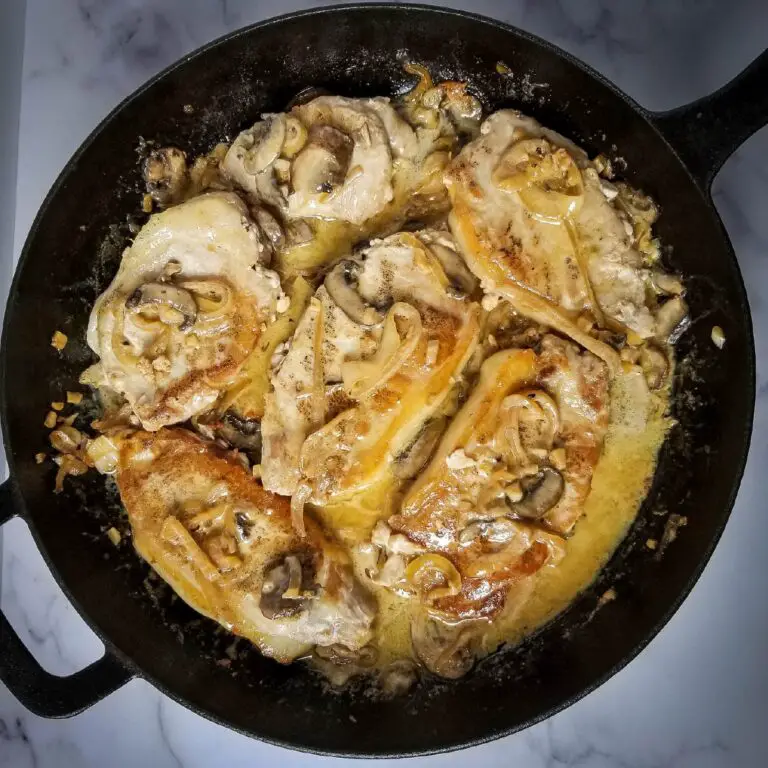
top-left (143, 147), bottom-right (189, 208)
top-left (221, 114), bottom-right (288, 210)
top-left (125, 282), bottom-right (198, 331)
top-left (290, 124), bottom-right (354, 195)
top-left (86, 192), bottom-right (281, 430)
top-left (287, 96), bottom-right (395, 225)
top-left (445, 110), bottom-right (686, 373)
top-left (507, 467), bottom-right (565, 520)
top-left (223, 79), bottom-right (483, 274)
top-left (324, 260), bottom-right (385, 326)
top-left (388, 334), bottom-right (609, 623)
top-left (260, 230), bottom-right (481, 508)
top-left (115, 428), bottom-right (375, 661)
top-left (410, 613), bottom-right (481, 680)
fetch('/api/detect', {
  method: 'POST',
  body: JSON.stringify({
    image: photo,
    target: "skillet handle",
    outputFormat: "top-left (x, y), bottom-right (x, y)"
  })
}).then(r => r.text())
top-left (649, 49), bottom-right (768, 191)
top-left (0, 478), bottom-right (134, 717)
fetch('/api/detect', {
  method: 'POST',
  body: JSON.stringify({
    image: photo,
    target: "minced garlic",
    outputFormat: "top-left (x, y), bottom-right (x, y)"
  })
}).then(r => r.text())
top-left (51, 331), bottom-right (68, 351)
top-left (711, 325), bottom-right (726, 349)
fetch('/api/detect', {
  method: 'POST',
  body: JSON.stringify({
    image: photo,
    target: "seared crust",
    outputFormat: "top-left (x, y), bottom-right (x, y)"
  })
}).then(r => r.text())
top-left (117, 428), bottom-right (374, 662)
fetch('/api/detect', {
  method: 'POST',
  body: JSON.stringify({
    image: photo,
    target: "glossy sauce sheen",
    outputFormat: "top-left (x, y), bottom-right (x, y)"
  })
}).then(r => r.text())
top-left (324, 371), bottom-right (671, 668)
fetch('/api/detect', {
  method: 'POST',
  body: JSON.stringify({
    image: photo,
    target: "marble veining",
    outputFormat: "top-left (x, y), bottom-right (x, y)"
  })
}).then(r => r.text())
top-left (2, 1), bottom-right (768, 766)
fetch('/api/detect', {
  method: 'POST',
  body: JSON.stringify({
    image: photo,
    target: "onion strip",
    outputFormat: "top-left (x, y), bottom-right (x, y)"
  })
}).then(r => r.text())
top-left (310, 298), bottom-right (326, 430)
top-left (179, 279), bottom-right (233, 320)
top-left (494, 280), bottom-right (619, 374)
top-left (341, 303), bottom-right (423, 400)
top-left (500, 389), bottom-right (560, 455)
top-left (291, 482), bottom-right (311, 538)
top-left (111, 303), bottom-right (142, 368)
top-left (565, 218), bottom-right (605, 327)
top-left (283, 555), bottom-right (304, 599)
top-left (160, 516), bottom-right (221, 582)
top-left (497, 400), bottom-right (528, 468)
top-left (404, 553), bottom-right (462, 603)
top-left (403, 62), bottom-right (435, 103)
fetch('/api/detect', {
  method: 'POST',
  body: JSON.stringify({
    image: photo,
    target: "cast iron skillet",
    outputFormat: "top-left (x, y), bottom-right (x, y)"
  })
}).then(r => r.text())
top-left (0, 4), bottom-right (764, 757)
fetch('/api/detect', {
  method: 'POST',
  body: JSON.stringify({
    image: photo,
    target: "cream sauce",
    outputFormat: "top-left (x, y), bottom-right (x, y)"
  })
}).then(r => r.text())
top-left (323, 369), bottom-right (671, 669)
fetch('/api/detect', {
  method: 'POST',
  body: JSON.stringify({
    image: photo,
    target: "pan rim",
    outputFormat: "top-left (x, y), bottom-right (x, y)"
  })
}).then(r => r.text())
top-left (0, 2), bottom-right (756, 757)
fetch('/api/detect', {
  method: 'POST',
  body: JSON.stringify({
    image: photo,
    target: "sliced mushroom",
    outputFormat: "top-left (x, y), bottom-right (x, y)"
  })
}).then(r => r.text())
top-left (639, 344), bottom-right (669, 390)
top-left (259, 552), bottom-right (316, 620)
top-left (372, 553), bottom-right (407, 588)
top-left (291, 125), bottom-right (354, 194)
top-left (324, 260), bottom-right (385, 326)
top-left (484, 517), bottom-right (520, 544)
top-left (655, 295), bottom-right (689, 341)
top-left (309, 656), bottom-right (359, 688)
top-left (252, 206), bottom-right (285, 254)
top-left (282, 116), bottom-right (308, 158)
top-left (458, 521), bottom-right (484, 545)
top-left (159, 259), bottom-right (182, 281)
top-left (429, 243), bottom-right (479, 297)
top-left (214, 411), bottom-right (262, 462)
top-left (393, 417), bottom-right (446, 479)
top-left (411, 614), bottom-right (477, 679)
top-left (234, 510), bottom-right (254, 541)
top-left (285, 219), bottom-right (314, 247)
top-left (143, 147), bottom-right (189, 207)
top-left (484, 302), bottom-right (545, 351)
top-left (439, 82), bottom-right (483, 137)
top-left (126, 282), bottom-right (197, 331)
top-left (241, 114), bottom-right (287, 174)
top-left (506, 467), bottom-right (564, 520)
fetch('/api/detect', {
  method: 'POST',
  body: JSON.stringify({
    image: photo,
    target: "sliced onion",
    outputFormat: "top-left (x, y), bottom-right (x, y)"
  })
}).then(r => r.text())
top-left (496, 401), bottom-right (528, 468)
top-left (160, 516), bottom-right (220, 581)
top-left (403, 62), bottom-right (435, 103)
top-left (186, 504), bottom-right (228, 531)
top-left (111, 304), bottom-right (142, 368)
top-left (180, 279), bottom-right (233, 318)
top-left (404, 553), bottom-right (462, 603)
top-left (494, 139), bottom-right (585, 223)
top-left (49, 426), bottom-right (83, 455)
top-left (518, 184), bottom-right (583, 223)
top-left (283, 555), bottom-right (304, 599)
top-left (500, 389), bottom-right (560, 457)
top-left (564, 218), bottom-right (604, 325)
top-left (341, 303), bottom-right (423, 400)
top-left (127, 310), bottom-right (168, 334)
top-left (53, 454), bottom-right (89, 493)
top-left (291, 482), bottom-right (311, 538)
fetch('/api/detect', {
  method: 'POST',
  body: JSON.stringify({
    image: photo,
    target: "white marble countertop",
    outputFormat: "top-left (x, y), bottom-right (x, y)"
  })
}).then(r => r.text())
top-left (2, 1), bottom-right (768, 766)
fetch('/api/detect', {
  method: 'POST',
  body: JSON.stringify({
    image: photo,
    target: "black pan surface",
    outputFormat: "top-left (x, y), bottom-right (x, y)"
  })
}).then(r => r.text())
top-left (0, 4), bottom-right (761, 757)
